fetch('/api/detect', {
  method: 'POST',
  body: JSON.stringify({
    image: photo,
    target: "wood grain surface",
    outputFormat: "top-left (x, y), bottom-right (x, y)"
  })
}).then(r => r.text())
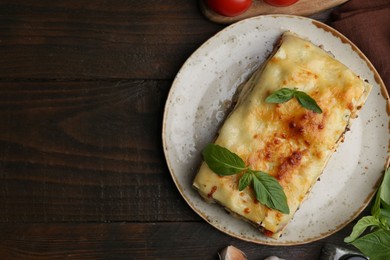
top-left (0, 80), bottom-right (202, 223)
top-left (0, 221), bottom-right (362, 259)
top-left (0, 1), bottom-right (224, 79)
top-left (0, 0), bottom-right (377, 259)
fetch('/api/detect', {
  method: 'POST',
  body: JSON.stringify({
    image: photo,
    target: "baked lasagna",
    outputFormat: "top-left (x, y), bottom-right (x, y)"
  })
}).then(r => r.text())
top-left (193, 32), bottom-right (372, 238)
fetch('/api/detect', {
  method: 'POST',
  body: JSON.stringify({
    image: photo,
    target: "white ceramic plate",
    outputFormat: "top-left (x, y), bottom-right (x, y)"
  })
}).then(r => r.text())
top-left (162, 15), bottom-right (389, 245)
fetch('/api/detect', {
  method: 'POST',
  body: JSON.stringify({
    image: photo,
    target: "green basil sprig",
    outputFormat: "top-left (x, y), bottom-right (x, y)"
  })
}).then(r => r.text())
top-left (265, 88), bottom-right (322, 114)
top-left (202, 144), bottom-right (290, 214)
top-left (344, 167), bottom-right (390, 260)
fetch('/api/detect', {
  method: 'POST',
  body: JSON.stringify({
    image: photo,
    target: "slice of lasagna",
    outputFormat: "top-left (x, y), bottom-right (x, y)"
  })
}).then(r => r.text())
top-left (193, 32), bottom-right (372, 239)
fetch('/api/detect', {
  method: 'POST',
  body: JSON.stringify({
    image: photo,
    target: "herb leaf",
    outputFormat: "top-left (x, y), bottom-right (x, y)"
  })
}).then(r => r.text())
top-left (344, 216), bottom-right (382, 243)
top-left (294, 91), bottom-right (323, 113)
top-left (345, 167), bottom-right (390, 259)
top-left (350, 229), bottom-right (390, 260)
top-left (202, 144), bottom-right (289, 214)
top-left (379, 208), bottom-right (390, 224)
top-left (265, 88), bottom-right (295, 103)
top-left (372, 185), bottom-right (382, 218)
top-left (265, 88), bottom-right (322, 114)
top-left (238, 172), bottom-right (252, 191)
top-left (380, 167), bottom-right (390, 209)
top-left (202, 144), bottom-right (246, 176)
top-left (252, 170), bottom-right (290, 214)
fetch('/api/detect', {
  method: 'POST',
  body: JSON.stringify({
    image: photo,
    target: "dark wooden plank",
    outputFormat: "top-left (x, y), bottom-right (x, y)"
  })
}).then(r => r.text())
top-left (0, 80), bottom-right (197, 222)
top-left (0, 222), bottom-right (360, 259)
top-left (0, 0), bottom-right (224, 80)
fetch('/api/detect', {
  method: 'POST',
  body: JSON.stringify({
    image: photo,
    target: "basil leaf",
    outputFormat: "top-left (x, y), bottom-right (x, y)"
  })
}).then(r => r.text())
top-left (344, 216), bottom-right (382, 243)
top-left (379, 208), bottom-right (390, 225)
top-left (252, 170), bottom-right (290, 214)
top-left (202, 144), bottom-right (246, 176)
top-left (379, 216), bottom-right (390, 230)
top-left (382, 200), bottom-right (390, 211)
top-left (346, 167), bottom-right (390, 257)
top-left (372, 186), bottom-right (382, 218)
top-left (294, 91), bottom-right (323, 113)
top-left (350, 229), bottom-right (390, 260)
top-left (265, 88), bottom-right (322, 114)
top-left (202, 144), bottom-right (289, 214)
top-left (380, 167), bottom-right (390, 209)
top-left (265, 88), bottom-right (295, 103)
top-left (238, 172), bottom-right (252, 191)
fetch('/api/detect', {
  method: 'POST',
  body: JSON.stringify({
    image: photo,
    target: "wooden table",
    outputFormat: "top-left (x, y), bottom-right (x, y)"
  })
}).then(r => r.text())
top-left (0, 1), bottom-right (371, 259)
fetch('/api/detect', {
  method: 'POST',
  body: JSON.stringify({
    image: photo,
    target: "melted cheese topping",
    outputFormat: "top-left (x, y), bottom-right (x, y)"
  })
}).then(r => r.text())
top-left (193, 32), bottom-right (372, 238)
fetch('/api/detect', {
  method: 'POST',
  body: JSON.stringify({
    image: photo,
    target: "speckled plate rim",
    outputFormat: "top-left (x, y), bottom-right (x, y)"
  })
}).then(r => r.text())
top-left (162, 15), bottom-right (389, 246)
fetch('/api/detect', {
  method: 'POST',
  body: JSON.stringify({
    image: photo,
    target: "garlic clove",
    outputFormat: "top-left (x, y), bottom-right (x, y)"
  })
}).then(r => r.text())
top-left (218, 245), bottom-right (247, 260)
top-left (264, 256), bottom-right (285, 260)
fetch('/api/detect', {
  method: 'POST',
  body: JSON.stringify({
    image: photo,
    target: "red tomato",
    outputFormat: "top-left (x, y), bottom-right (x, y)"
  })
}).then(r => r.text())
top-left (264, 0), bottom-right (299, 7)
top-left (205, 0), bottom-right (252, 17)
